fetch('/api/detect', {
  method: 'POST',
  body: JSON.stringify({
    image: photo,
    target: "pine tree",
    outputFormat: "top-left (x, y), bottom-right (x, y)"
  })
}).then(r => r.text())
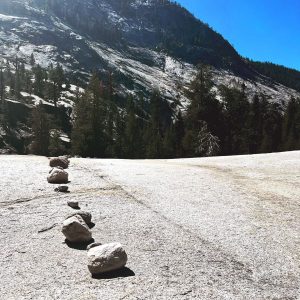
top-left (30, 53), bottom-right (35, 66)
top-left (248, 94), bottom-right (263, 153)
top-left (33, 65), bottom-right (45, 97)
top-left (0, 65), bottom-right (5, 104)
top-left (30, 103), bottom-right (50, 156)
top-left (71, 91), bottom-right (93, 157)
top-left (174, 111), bottom-right (185, 157)
top-left (162, 124), bottom-right (175, 158)
top-left (184, 65), bottom-right (222, 156)
top-left (282, 98), bottom-right (300, 150)
top-left (49, 130), bottom-right (66, 156)
top-left (72, 73), bottom-right (107, 157)
top-left (124, 97), bottom-right (144, 158)
top-left (260, 102), bottom-right (283, 153)
top-left (48, 63), bottom-right (64, 108)
top-left (145, 91), bottom-right (164, 158)
top-left (220, 84), bottom-right (250, 154)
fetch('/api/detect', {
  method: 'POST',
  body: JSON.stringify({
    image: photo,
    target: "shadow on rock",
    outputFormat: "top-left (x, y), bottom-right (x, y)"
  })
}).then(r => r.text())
top-left (65, 238), bottom-right (95, 250)
top-left (88, 222), bottom-right (96, 229)
top-left (92, 267), bottom-right (135, 280)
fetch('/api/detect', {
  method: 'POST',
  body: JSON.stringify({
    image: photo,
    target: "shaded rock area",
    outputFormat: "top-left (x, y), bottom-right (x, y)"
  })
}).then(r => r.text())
top-left (67, 200), bottom-right (79, 209)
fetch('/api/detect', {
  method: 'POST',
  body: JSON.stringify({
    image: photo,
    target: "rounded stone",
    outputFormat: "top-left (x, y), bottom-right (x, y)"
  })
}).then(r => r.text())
top-left (62, 215), bottom-right (92, 243)
top-left (47, 168), bottom-right (69, 184)
top-left (87, 243), bottom-right (128, 275)
top-left (49, 157), bottom-right (69, 169)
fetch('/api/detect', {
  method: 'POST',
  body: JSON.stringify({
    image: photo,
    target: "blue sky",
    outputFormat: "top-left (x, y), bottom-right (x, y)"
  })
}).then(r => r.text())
top-left (177, 0), bottom-right (300, 71)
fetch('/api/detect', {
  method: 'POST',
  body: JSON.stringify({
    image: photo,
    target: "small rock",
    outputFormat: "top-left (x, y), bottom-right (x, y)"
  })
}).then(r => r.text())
top-left (67, 200), bottom-right (79, 209)
top-left (62, 215), bottom-right (92, 243)
top-left (47, 168), bottom-right (69, 184)
top-left (55, 186), bottom-right (69, 193)
top-left (50, 157), bottom-right (69, 169)
top-left (66, 210), bottom-right (92, 225)
top-left (87, 243), bottom-right (128, 275)
top-left (87, 242), bottom-right (102, 251)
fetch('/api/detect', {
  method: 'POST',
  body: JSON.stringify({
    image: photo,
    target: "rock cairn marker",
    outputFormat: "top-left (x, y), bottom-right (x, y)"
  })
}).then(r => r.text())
top-left (46, 155), bottom-right (129, 276)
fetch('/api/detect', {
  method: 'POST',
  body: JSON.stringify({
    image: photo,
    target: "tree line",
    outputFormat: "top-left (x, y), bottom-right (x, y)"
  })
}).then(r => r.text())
top-left (0, 56), bottom-right (70, 154)
top-left (0, 58), bottom-right (299, 158)
top-left (71, 66), bottom-right (300, 158)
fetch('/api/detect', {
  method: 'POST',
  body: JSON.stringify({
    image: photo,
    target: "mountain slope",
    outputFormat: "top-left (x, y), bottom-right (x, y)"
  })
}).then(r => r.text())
top-left (0, 0), bottom-right (299, 105)
top-left (248, 60), bottom-right (300, 93)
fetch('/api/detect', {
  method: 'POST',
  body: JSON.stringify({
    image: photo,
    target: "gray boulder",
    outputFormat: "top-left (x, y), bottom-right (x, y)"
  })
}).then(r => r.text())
top-left (62, 215), bottom-right (92, 243)
top-left (47, 168), bottom-right (69, 184)
top-left (66, 211), bottom-right (92, 225)
top-left (87, 243), bottom-right (128, 275)
top-left (49, 157), bottom-right (69, 169)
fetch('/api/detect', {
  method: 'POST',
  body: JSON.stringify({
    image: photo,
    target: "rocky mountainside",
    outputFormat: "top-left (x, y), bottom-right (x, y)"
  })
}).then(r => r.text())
top-left (0, 0), bottom-right (299, 105)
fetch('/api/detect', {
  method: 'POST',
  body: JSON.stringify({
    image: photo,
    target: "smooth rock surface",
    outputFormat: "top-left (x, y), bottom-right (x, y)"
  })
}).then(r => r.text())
top-left (66, 211), bottom-right (92, 225)
top-left (47, 168), bottom-right (69, 184)
top-left (1, 153), bottom-right (300, 299)
top-left (62, 215), bottom-right (92, 243)
top-left (87, 243), bottom-right (127, 275)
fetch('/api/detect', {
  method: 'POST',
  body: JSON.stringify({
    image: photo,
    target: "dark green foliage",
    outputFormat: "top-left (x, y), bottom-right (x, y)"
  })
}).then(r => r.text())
top-left (0, 57), bottom-right (299, 158)
top-left (220, 84), bottom-right (250, 154)
top-left (70, 69), bottom-right (300, 159)
top-left (0, 57), bottom-right (70, 155)
top-left (49, 130), bottom-right (67, 156)
top-left (183, 65), bottom-right (222, 157)
top-left (30, 103), bottom-right (50, 156)
top-left (72, 74), bottom-right (108, 157)
top-left (248, 60), bottom-right (300, 93)
top-left (282, 98), bottom-right (300, 150)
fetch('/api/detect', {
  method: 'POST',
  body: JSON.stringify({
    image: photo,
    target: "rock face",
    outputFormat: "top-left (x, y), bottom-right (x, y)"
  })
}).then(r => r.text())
top-left (49, 157), bottom-right (69, 169)
top-left (62, 215), bottom-right (92, 243)
top-left (87, 243), bottom-right (128, 275)
top-left (67, 211), bottom-right (92, 225)
top-left (47, 168), bottom-right (69, 184)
